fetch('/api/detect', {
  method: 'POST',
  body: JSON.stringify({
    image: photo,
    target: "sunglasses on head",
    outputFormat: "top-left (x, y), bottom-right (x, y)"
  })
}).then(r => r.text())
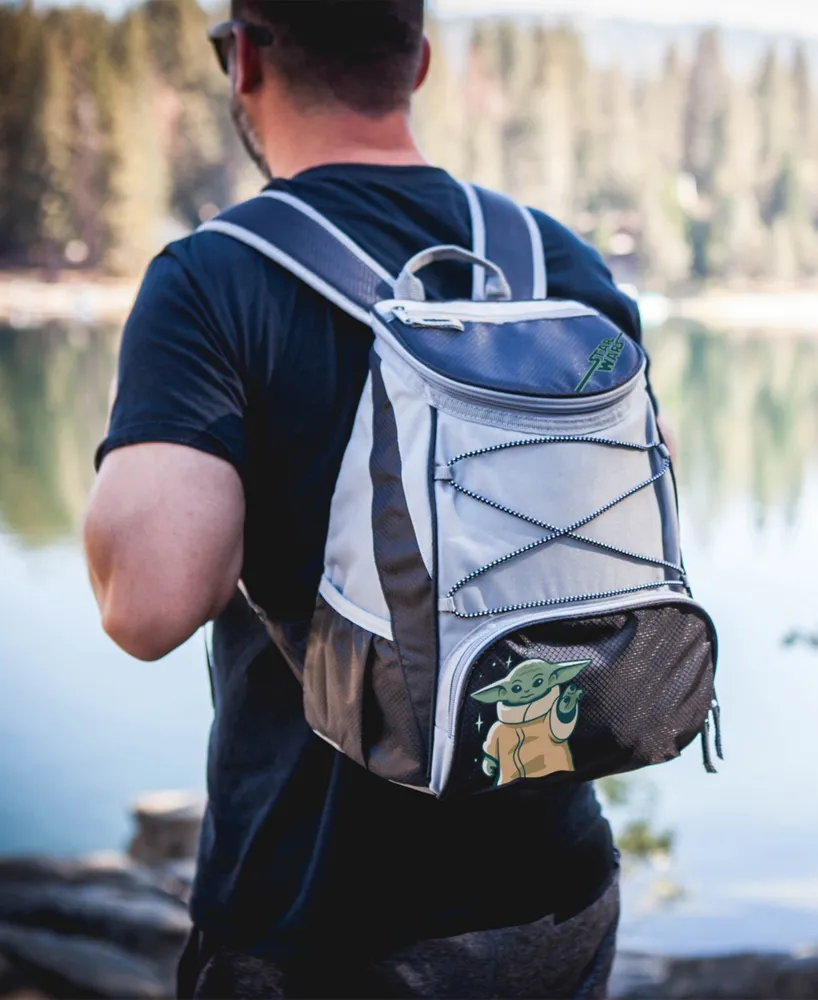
top-left (207, 19), bottom-right (274, 75)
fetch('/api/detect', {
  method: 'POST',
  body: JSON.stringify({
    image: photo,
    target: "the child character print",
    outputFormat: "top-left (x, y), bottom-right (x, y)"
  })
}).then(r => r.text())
top-left (471, 658), bottom-right (591, 786)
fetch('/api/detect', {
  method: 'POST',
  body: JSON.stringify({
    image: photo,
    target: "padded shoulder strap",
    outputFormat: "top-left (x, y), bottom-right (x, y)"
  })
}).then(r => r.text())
top-left (198, 191), bottom-right (395, 325)
top-left (459, 182), bottom-right (548, 301)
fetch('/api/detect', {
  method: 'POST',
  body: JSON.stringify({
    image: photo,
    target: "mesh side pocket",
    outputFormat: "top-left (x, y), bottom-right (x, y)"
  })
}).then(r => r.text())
top-left (364, 634), bottom-right (429, 786)
top-left (303, 596), bottom-right (430, 787)
top-left (446, 602), bottom-right (716, 797)
top-left (303, 596), bottom-right (370, 768)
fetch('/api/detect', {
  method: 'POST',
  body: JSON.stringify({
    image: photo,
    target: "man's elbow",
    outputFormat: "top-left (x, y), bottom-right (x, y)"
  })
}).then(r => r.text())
top-left (100, 602), bottom-right (195, 662)
top-left (98, 579), bottom-right (236, 661)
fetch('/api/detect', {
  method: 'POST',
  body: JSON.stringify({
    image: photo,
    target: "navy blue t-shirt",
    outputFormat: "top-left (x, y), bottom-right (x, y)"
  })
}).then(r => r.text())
top-left (98, 165), bottom-right (638, 964)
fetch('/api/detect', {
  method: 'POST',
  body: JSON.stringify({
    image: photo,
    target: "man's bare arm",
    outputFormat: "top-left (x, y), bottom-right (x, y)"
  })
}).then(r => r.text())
top-left (83, 443), bottom-right (245, 662)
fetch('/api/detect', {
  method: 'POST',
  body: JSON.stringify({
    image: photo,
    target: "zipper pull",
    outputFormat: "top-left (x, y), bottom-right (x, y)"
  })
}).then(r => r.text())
top-left (391, 305), bottom-right (465, 332)
top-left (711, 697), bottom-right (724, 761)
top-left (701, 715), bottom-right (718, 774)
top-left (700, 698), bottom-right (724, 774)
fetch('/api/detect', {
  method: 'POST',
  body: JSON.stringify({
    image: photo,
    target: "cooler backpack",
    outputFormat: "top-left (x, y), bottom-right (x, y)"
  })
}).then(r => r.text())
top-left (200, 182), bottom-right (721, 798)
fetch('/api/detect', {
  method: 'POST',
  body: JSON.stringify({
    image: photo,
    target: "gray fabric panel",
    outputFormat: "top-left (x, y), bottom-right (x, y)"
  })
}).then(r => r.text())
top-left (369, 358), bottom-right (437, 778)
top-left (321, 375), bottom-right (393, 628)
top-left (378, 358), bottom-right (436, 577)
top-left (474, 186), bottom-right (538, 300)
top-left (433, 393), bottom-right (672, 622)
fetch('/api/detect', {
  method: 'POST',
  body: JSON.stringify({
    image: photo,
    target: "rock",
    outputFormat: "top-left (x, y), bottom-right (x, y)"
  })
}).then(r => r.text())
top-left (0, 855), bottom-right (183, 900)
top-left (0, 793), bottom-right (205, 999)
top-left (128, 791), bottom-right (205, 868)
top-left (0, 923), bottom-right (168, 998)
top-left (609, 951), bottom-right (671, 997)
top-left (611, 949), bottom-right (818, 999)
top-left (0, 855), bottom-right (190, 995)
top-left (0, 875), bottom-right (190, 964)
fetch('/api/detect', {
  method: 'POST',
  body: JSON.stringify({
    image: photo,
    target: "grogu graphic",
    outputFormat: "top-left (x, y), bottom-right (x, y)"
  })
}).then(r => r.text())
top-left (471, 658), bottom-right (591, 786)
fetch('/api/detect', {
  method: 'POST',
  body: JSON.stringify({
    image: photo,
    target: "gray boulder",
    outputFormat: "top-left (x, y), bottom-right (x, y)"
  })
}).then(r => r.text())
top-left (0, 854), bottom-right (190, 998)
top-left (0, 923), bottom-right (168, 998)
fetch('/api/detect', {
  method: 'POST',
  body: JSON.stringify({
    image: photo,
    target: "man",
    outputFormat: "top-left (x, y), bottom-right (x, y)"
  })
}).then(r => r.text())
top-left (83, 3), bottom-right (641, 996)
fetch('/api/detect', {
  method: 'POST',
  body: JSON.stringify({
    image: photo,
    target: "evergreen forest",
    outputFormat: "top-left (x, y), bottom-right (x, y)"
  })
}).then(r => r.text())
top-left (2, 1), bottom-right (817, 289)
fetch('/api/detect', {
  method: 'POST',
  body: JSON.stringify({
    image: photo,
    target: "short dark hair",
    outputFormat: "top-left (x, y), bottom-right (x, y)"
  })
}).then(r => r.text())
top-left (231, 0), bottom-right (425, 115)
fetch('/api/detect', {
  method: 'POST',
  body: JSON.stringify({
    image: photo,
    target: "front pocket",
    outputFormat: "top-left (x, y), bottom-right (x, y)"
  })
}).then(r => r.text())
top-left (303, 596), bottom-right (430, 787)
top-left (443, 602), bottom-right (716, 797)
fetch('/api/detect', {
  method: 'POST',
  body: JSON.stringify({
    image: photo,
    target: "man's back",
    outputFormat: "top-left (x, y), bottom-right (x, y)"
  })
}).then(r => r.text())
top-left (97, 163), bottom-right (637, 964)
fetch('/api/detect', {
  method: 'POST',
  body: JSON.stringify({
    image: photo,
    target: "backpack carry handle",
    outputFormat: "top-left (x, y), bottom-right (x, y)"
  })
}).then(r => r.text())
top-left (395, 245), bottom-right (512, 302)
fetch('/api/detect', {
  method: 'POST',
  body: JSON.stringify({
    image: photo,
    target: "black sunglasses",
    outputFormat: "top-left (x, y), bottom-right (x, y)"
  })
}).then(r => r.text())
top-left (207, 19), bottom-right (274, 75)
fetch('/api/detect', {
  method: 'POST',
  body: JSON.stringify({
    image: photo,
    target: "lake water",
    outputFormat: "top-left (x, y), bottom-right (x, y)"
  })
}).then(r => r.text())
top-left (1, 317), bottom-right (817, 958)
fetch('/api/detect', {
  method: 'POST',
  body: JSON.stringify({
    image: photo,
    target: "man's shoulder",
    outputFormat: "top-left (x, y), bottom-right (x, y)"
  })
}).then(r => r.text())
top-left (526, 206), bottom-right (608, 271)
top-left (157, 227), bottom-right (288, 291)
top-left (525, 205), bottom-right (642, 342)
top-left (130, 226), bottom-right (304, 344)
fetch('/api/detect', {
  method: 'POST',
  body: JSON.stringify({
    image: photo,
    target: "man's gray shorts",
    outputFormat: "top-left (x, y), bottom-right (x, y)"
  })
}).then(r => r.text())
top-left (178, 873), bottom-right (620, 999)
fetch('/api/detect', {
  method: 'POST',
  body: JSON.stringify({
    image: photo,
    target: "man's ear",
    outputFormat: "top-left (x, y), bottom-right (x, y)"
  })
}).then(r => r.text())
top-left (413, 36), bottom-right (431, 92)
top-left (233, 27), bottom-right (265, 95)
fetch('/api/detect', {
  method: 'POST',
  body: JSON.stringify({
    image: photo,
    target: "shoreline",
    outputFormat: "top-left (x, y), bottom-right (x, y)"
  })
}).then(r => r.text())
top-left (0, 848), bottom-right (815, 999)
top-left (1, 274), bottom-right (818, 334)
top-left (0, 275), bottom-right (139, 327)
top-left (0, 791), bottom-right (815, 998)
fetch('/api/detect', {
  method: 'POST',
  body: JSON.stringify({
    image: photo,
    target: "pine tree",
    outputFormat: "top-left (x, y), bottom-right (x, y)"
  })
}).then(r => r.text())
top-left (104, 9), bottom-right (170, 275)
top-left (792, 43), bottom-right (814, 159)
top-left (757, 46), bottom-right (795, 181)
top-left (0, 2), bottom-right (46, 265)
top-left (708, 77), bottom-right (765, 282)
top-left (412, 17), bottom-right (470, 180)
top-left (518, 26), bottom-right (577, 219)
top-left (633, 46), bottom-right (692, 287)
top-left (755, 46), bottom-right (805, 280)
top-left (144, 0), bottom-right (232, 227)
top-left (37, 28), bottom-right (75, 277)
top-left (460, 21), bottom-right (506, 191)
top-left (683, 29), bottom-right (727, 196)
top-left (789, 44), bottom-right (818, 275)
top-left (682, 29), bottom-right (729, 278)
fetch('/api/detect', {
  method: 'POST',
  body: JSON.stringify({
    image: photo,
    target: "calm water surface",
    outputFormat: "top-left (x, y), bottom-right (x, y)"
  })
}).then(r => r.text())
top-left (1, 317), bottom-right (817, 956)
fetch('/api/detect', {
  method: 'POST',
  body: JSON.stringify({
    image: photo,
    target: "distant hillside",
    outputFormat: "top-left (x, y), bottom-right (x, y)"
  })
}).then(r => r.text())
top-left (435, 13), bottom-right (818, 79)
top-left (2, 2), bottom-right (818, 290)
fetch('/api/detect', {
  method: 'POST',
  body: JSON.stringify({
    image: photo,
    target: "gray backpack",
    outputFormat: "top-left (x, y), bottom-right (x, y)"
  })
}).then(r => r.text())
top-left (200, 182), bottom-right (721, 798)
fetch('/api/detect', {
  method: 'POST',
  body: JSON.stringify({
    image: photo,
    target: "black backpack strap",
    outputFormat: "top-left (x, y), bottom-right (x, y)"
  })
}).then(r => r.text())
top-left (198, 190), bottom-right (396, 324)
top-left (458, 181), bottom-right (548, 301)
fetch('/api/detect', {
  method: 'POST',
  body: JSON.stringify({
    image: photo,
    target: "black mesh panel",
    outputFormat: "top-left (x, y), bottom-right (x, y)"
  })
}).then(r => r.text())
top-left (446, 602), bottom-right (716, 798)
top-left (303, 596), bottom-right (429, 787)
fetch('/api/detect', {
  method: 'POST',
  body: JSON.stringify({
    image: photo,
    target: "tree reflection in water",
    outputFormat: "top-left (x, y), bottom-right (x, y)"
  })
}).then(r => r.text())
top-left (2, 318), bottom-right (817, 901)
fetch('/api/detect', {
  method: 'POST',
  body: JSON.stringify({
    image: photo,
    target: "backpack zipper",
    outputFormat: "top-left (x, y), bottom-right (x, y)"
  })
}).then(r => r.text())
top-left (390, 306), bottom-right (465, 332)
top-left (381, 298), bottom-right (599, 325)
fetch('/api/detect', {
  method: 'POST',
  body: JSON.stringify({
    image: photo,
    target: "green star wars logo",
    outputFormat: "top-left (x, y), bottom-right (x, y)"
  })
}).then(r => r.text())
top-left (575, 331), bottom-right (625, 393)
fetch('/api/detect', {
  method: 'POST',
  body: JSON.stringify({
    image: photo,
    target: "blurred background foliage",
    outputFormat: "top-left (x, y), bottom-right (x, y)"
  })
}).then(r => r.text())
top-left (2, 0), bottom-right (818, 289)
